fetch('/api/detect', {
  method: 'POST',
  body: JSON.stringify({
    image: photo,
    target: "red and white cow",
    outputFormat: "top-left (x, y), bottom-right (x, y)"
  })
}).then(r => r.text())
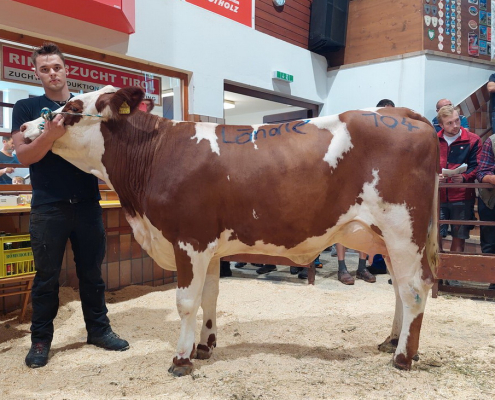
top-left (20, 86), bottom-right (439, 375)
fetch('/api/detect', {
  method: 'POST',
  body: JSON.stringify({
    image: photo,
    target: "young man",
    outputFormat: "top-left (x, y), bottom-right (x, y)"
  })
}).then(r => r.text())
top-left (432, 99), bottom-right (469, 133)
top-left (11, 42), bottom-right (129, 368)
top-left (437, 105), bottom-right (481, 254)
top-left (0, 136), bottom-right (19, 184)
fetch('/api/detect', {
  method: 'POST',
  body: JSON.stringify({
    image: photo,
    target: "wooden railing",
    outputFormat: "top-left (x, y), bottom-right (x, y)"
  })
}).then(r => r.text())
top-left (434, 181), bottom-right (495, 298)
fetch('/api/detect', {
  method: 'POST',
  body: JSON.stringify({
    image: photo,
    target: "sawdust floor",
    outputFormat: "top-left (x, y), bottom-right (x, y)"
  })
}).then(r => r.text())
top-left (1, 251), bottom-right (495, 399)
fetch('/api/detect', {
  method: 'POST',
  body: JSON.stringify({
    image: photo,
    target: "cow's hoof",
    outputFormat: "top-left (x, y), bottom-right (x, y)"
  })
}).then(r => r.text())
top-left (196, 344), bottom-right (212, 360)
top-left (168, 364), bottom-right (193, 377)
top-left (378, 338), bottom-right (398, 353)
top-left (393, 354), bottom-right (411, 371)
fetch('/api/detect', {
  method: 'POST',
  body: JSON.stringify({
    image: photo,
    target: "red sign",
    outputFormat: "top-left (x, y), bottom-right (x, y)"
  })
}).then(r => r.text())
top-left (1, 45), bottom-right (161, 105)
top-left (12, 0), bottom-right (135, 34)
top-left (186, 0), bottom-right (253, 27)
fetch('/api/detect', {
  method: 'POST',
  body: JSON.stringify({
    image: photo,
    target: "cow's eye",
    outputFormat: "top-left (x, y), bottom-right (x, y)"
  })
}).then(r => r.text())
top-left (70, 106), bottom-right (79, 112)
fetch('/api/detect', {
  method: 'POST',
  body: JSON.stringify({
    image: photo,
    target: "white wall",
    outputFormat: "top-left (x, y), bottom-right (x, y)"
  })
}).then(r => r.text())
top-left (0, 0), bottom-right (328, 119)
top-left (0, 0), bottom-right (493, 122)
top-left (324, 54), bottom-right (494, 121)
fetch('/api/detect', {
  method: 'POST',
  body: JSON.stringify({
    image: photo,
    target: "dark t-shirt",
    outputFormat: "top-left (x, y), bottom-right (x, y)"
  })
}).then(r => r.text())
top-left (0, 152), bottom-right (19, 184)
top-left (11, 95), bottom-right (100, 207)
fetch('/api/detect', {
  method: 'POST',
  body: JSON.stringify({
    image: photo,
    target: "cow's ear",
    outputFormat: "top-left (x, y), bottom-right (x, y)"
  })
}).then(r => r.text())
top-left (103, 87), bottom-right (145, 118)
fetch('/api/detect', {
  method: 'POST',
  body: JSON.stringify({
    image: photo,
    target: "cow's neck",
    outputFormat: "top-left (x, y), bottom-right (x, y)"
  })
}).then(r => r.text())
top-left (101, 113), bottom-right (164, 217)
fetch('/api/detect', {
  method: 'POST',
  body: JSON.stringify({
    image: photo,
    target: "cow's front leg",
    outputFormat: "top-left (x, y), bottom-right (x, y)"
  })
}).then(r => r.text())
top-left (196, 259), bottom-right (220, 360)
top-left (168, 243), bottom-right (210, 377)
top-left (379, 257), bottom-right (401, 354)
top-left (393, 262), bottom-right (433, 370)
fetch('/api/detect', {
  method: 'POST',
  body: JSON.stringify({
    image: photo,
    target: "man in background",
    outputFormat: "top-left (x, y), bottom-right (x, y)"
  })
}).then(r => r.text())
top-left (432, 98), bottom-right (469, 132)
top-left (0, 136), bottom-right (19, 184)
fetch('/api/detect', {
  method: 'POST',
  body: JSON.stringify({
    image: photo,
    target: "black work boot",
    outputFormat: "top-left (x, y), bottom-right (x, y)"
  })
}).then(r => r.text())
top-left (87, 329), bottom-right (129, 351)
top-left (25, 341), bottom-right (51, 368)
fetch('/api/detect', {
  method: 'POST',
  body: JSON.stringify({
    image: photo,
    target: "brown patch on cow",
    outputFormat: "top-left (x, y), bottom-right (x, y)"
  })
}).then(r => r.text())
top-left (206, 319), bottom-right (212, 329)
top-left (95, 87), bottom-right (144, 116)
top-left (370, 224), bottom-right (383, 236)
top-left (394, 353), bottom-right (411, 370)
top-left (173, 244), bottom-right (194, 289)
top-left (172, 356), bottom-right (193, 368)
top-left (60, 99), bottom-right (84, 127)
top-left (197, 344), bottom-right (209, 353)
top-left (207, 333), bottom-right (216, 348)
top-left (406, 313), bottom-right (424, 359)
top-left (190, 343), bottom-right (196, 360)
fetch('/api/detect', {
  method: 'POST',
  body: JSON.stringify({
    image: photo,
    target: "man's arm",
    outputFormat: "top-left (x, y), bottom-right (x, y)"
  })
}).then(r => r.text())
top-left (12, 115), bottom-right (66, 166)
top-left (477, 137), bottom-right (495, 185)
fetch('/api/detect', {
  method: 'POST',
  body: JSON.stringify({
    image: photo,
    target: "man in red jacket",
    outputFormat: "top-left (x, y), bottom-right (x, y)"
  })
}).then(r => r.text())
top-left (438, 105), bottom-right (481, 253)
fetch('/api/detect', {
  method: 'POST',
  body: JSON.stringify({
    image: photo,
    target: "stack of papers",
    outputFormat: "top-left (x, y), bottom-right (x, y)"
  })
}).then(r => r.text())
top-left (442, 163), bottom-right (467, 177)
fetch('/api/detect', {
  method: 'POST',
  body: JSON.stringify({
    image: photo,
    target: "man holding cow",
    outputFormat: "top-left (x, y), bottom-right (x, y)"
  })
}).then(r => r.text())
top-left (11, 43), bottom-right (129, 368)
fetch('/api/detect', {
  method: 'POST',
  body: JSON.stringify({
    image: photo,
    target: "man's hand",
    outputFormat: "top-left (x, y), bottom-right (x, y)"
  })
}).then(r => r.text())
top-left (42, 114), bottom-right (66, 142)
top-left (449, 174), bottom-right (464, 183)
top-left (439, 173), bottom-right (447, 183)
top-left (0, 167), bottom-right (15, 176)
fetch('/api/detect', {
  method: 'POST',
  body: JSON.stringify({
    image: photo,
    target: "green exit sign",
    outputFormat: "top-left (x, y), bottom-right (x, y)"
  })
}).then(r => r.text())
top-left (273, 71), bottom-right (294, 83)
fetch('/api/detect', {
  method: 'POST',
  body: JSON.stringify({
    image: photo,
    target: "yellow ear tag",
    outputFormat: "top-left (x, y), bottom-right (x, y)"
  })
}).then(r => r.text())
top-left (119, 101), bottom-right (131, 115)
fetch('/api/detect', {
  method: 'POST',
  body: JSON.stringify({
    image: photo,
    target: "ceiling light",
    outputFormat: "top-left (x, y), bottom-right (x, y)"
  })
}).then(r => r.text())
top-left (224, 100), bottom-right (235, 109)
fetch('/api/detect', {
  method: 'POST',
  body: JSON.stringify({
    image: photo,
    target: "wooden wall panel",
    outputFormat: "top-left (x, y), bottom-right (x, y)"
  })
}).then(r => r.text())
top-left (342, 0), bottom-right (424, 65)
top-left (255, 0), bottom-right (311, 49)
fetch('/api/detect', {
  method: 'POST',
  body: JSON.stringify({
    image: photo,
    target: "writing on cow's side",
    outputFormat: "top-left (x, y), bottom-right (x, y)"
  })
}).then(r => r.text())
top-left (362, 113), bottom-right (420, 131)
top-left (222, 120), bottom-right (310, 145)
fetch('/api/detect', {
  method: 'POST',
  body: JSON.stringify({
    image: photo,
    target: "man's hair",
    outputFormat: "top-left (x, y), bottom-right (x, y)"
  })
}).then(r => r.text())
top-left (31, 42), bottom-right (65, 68)
top-left (376, 99), bottom-right (395, 107)
top-left (436, 98), bottom-right (452, 111)
top-left (12, 176), bottom-right (25, 184)
top-left (437, 105), bottom-right (457, 124)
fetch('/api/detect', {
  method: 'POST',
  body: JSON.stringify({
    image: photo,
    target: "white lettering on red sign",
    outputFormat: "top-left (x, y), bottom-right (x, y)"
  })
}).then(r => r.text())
top-left (208, 0), bottom-right (239, 13)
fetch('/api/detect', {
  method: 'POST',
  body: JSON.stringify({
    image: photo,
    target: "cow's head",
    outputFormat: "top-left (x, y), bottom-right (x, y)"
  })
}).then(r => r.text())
top-left (21, 85), bottom-right (144, 183)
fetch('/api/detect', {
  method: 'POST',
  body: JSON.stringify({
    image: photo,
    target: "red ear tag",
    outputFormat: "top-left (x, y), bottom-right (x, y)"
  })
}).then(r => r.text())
top-left (139, 102), bottom-right (148, 112)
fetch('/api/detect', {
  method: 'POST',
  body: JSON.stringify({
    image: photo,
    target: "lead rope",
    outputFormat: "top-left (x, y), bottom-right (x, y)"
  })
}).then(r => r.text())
top-left (38, 107), bottom-right (103, 131)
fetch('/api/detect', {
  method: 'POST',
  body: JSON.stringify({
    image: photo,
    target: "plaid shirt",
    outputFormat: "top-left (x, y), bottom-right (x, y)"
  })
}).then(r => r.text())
top-left (476, 136), bottom-right (495, 182)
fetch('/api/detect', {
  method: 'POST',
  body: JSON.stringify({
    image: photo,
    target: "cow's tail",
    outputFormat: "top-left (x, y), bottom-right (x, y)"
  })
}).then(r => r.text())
top-left (426, 173), bottom-right (439, 277)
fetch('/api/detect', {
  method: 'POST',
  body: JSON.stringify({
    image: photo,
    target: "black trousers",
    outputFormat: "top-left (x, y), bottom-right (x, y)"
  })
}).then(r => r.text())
top-left (478, 197), bottom-right (495, 254)
top-left (29, 201), bottom-right (109, 343)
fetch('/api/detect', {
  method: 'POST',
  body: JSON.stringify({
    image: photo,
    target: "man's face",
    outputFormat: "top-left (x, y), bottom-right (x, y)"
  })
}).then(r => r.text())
top-left (34, 54), bottom-right (68, 93)
top-left (2, 137), bottom-right (14, 154)
top-left (439, 110), bottom-right (461, 137)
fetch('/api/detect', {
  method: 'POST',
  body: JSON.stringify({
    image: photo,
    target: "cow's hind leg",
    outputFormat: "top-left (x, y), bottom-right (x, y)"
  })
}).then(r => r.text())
top-left (378, 257), bottom-right (402, 354)
top-left (392, 254), bottom-right (433, 370)
top-left (168, 243), bottom-right (210, 377)
top-left (196, 259), bottom-right (220, 360)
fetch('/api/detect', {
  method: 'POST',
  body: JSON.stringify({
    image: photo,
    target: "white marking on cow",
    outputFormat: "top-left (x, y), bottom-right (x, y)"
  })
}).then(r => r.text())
top-left (253, 210), bottom-right (259, 220)
top-left (227, 175), bottom-right (230, 181)
top-left (192, 123), bottom-right (220, 155)
top-left (175, 239), bottom-right (218, 359)
top-left (126, 214), bottom-right (176, 270)
top-left (308, 115), bottom-right (353, 170)
top-left (251, 131), bottom-right (259, 150)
